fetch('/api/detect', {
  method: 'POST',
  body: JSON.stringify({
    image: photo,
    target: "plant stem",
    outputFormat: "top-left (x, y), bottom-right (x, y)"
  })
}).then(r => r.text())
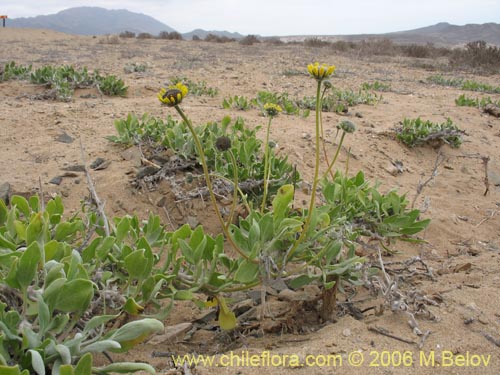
top-left (323, 131), bottom-right (346, 179)
top-left (226, 150), bottom-right (239, 230)
top-left (286, 80), bottom-right (322, 261)
top-left (173, 105), bottom-right (255, 263)
top-left (319, 87), bottom-right (335, 179)
top-left (261, 117), bottom-right (273, 213)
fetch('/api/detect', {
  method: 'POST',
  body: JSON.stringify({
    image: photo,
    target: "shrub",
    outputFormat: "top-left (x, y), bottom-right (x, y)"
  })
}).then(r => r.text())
top-left (239, 34), bottom-right (260, 45)
top-left (396, 117), bottom-right (464, 148)
top-left (137, 32), bottom-right (153, 39)
top-left (158, 31), bottom-right (183, 40)
top-left (119, 30), bottom-right (136, 38)
top-left (449, 40), bottom-right (500, 73)
top-left (304, 37), bottom-right (330, 48)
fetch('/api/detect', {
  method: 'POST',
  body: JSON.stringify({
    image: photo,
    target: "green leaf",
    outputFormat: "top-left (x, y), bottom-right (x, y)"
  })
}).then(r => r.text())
top-left (58, 365), bottom-right (74, 375)
top-left (0, 233), bottom-right (16, 251)
top-left (0, 199), bottom-right (8, 226)
top-left (174, 290), bottom-right (194, 300)
top-left (10, 196), bottom-right (30, 217)
top-left (54, 222), bottom-right (79, 241)
top-left (38, 297), bottom-right (50, 336)
top-left (74, 353), bottom-right (92, 375)
top-left (0, 365), bottom-right (30, 375)
top-left (28, 349), bottom-right (45, 375)
top-left (234, 260), bottom-right (259, 283)
top-left (14, 220), bottom-right (26, 241)
top-left (83, 314), bottom-right (119, 335)
top-left (55, 344), bottom-right (71, 364)
top-left (114, 217), bottom-right (130, 243)
top-left (96, 236), bottom-right (116, 260)
top-left (124, 249), bottom-right (149, 280)
top-left (108, 318), bottom-right (163, 352)
top-left (54, 279), bottom-right (94, 314)
top-left (93, 362), bottom-right (155, 374)
top-left (217, 296), bottom-right (236, 331)
top-left (81, 340), bottom-right (121, 354)
top-left (289, 275), bottom-right (317, 289)
top-left (17, 242), bottom-right (41, 290)
top-left (272, 184), bottom-right (294, 226)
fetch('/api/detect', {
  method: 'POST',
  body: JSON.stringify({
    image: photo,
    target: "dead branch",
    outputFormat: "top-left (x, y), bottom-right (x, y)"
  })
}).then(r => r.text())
top-left (411, 149), bottom-right (445, 209)
top-left (368, 326), bottom-right (417, 345)
top-left (481, 332), bottom-right (500, 347)
top-left (482, 156), bottom-right (490, 196)
top-left (80, 139), bottom-right (111, 237)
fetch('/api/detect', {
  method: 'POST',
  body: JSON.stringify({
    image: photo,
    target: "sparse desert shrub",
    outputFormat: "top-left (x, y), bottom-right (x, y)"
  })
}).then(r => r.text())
top-left (401, 44), bottom-right (432, 58)
top-left (264, 37), bottom-right (284, 45)
top-left (455, 93), bottom-right (500, 108)
top-left (119, 30), bottom-right (136, 38)
top-left (192, 35), bottom-right (201, 41)
top-left (361, 81), bottom-right (391, 92)
top-left (396, 117), bottom-right (464, 148)
top-left (2, 61), bottom-right (128, 100)
top-left (96, 74), bottom-right (128, 96)
top-left (124, 62), bottom-right (147, 73)
top-left (0, 61), bottom-right (32, 81)
top-left (330, 40), bottom-right (356, 52)
top-left (204, 33), bottom-right (235, 43)
top-left (158, 31), bottom-right (183, 40)
top-left (239, 34), bottom-right (260, 45)
top-left (170, 76), bottom-right (219, 97)
top-left (304, 37), bottom-right (330, 48)
top-left (137, 32), bottom-right (153, 39)
top-left (222, 95), bottom-right (252, 110)
top-left (98, 35), bottom-right (121, 44)
top-left (427, 74), bottom-right (500, 93)
top-left (449, 40), bottom-right (500, 73)
top-left (358, 38), bottom-right (398, 56)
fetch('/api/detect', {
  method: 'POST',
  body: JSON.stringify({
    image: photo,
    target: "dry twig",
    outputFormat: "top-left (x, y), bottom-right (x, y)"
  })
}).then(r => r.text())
top-left (80, 139), bottom-right (111, 236)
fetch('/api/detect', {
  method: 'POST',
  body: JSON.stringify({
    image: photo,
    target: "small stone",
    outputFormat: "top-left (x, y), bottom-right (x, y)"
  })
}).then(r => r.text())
top-left (55, 132), bottom-right (74, 144)
top-left (186, 216), bottom-right (199, 228)
top-left (342, 328), bottom-right (352, 337)
top-left (0, 182), bottom-right (11, 203)
top-left (90, 158), bottom-right (106, 170)
top-left (49, 176), bottom-right (63, 185)
top-left (121, 148), bottom-right (142, 167)
top-left (355, 112), bottom-right (363, 118)
top-left (302, 133), bottom-right (311, 140)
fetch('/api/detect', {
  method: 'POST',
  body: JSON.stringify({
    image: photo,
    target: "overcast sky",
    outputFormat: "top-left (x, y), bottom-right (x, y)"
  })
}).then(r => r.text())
top-left (2, 0), bottom-right (499, 36)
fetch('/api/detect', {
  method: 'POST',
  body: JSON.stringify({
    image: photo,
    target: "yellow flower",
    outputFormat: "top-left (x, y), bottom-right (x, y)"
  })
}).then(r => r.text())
top-left (158, 82), bottom-right (188, 106)
top-left (263, 102), bottom-right (282, 117)
top-left (307, 62), bottom-right (335, 81)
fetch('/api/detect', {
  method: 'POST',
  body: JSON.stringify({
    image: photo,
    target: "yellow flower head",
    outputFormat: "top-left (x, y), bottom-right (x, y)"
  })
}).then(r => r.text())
top-left (158, 82), bottom-right (188, 106)
top-left (263, 102), bottom-right (282, 117)
top-left (307, 62), bottom-right (336, 81)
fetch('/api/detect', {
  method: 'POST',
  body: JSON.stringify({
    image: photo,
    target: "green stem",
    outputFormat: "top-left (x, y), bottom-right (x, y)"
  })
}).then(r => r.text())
top-left (261, 117), bottom-right (272, 213)
top-left (174, 105), bottom-right (255, 263)
top-left (286, 80), bottom-right (322, 262)
top-left (319, 87), bottom-right (334, 179)
top-left (226, 150), bottom-right (239, 230)
top-left (323, 131), bottom-right (346, 179)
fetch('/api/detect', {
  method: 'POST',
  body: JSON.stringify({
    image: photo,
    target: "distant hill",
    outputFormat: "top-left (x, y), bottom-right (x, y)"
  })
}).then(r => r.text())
top-left (282, 22), bottom-right (500, 47)
top-left (8, 7), bottom-right (175, 35)
top-left (182, 29), bottom-right (244, 40)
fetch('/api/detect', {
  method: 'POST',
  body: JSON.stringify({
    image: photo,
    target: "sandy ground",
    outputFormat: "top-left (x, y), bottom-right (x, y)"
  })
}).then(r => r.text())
top-left (1, 28), bottom-right (500, 374)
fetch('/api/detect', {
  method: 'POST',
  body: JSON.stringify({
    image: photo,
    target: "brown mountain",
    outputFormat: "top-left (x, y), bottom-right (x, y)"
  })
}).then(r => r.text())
top-left (283, 22), bottom-right (500, 47)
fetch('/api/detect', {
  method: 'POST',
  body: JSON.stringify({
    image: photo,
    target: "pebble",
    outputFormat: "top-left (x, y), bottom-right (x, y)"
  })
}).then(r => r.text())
top-left (342, 328), bottom-right (352, 337)
top-left (49, 176), bottom-right (63, 185)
